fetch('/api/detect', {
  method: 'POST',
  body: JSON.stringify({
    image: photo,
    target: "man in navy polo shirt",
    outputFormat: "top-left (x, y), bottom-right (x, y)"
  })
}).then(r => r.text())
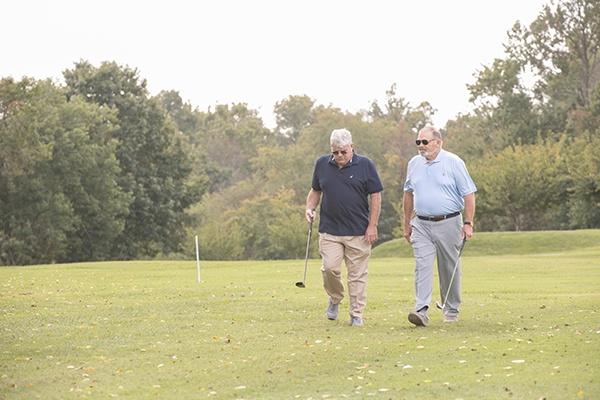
top-left (403, 126), bottom-right (476, 327)
top-left (305, 128), bottom-right (383, 327)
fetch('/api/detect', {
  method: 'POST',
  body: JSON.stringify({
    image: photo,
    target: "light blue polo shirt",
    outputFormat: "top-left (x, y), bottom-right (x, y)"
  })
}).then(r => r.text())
top-left (404, 149), bottom-right (477, 216)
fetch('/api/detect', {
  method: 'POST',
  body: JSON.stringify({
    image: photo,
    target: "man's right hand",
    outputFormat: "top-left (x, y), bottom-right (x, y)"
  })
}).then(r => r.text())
top-left (403, 226), bottom-right (412, 244)
top-left (305, 209), bottom-right (315, 223)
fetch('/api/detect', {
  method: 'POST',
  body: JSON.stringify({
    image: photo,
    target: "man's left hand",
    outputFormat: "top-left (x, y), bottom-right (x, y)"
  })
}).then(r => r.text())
top-left (364, 225), bottom-right (378, 244)
top-left (462, 224), bottom-right (474, 240)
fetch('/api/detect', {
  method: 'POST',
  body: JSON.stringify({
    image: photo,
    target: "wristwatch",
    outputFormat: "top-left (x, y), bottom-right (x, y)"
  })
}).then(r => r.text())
top-left (463, 221), bottom-right (473, 227)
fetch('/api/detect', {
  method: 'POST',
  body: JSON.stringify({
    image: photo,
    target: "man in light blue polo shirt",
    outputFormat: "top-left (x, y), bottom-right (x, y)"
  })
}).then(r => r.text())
top-left (403, 126), bottom-right (476, 326)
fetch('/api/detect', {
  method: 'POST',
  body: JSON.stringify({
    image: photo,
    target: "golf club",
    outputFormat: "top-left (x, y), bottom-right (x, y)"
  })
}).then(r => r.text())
top-left (295, 220), bottom-right (313, 288)
top-left (436, 238), bottom-right (467, 310)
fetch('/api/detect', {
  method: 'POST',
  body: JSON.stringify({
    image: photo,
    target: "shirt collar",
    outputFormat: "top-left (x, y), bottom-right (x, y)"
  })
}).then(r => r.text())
top-left (329, 154), bottom-right (357, 167)
top-left (422, 149), bottom-right (445, 164)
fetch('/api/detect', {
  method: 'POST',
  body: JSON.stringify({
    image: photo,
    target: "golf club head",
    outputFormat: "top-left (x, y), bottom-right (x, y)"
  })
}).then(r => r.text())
top-left (435, 301), bottom-right (443, 310)
top-left (295, 281), bottom-right (306, 288)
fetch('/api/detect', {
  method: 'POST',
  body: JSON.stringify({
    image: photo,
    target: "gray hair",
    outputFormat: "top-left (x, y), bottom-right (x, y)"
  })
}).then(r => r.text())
top-left (419, 126), bottom-right (442, 139)
top-left (330, 128), bottom-right (353, 147)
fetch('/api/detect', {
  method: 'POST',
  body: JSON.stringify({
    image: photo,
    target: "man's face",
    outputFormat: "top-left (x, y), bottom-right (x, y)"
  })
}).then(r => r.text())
top-left (331, 144), bottom-right (353, 167)
top-left (416, 134), bottom-right (441, 160)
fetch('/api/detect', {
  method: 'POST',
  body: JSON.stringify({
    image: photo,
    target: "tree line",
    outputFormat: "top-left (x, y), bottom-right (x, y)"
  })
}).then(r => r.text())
top-left (1, 0), bottom-right (598, 265)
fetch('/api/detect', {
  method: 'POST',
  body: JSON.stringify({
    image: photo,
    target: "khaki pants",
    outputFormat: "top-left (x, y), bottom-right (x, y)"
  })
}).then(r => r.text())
top-left (319, 233), bottom-right (371, 318)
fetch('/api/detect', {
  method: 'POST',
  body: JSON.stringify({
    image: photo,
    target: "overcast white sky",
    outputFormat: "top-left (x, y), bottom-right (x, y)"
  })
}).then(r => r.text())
top-left (2, 0), bottom-right (547, 128)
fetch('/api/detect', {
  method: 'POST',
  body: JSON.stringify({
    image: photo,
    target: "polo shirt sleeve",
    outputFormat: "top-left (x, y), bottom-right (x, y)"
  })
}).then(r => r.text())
top-left (311, 157), bottom-right (323, 191)
top-left (366, 158), bottom-right (383, 194)
top-left (403, 159), bottom-right (414, 192)
top-left (453, 158), bottom-right (477, 196)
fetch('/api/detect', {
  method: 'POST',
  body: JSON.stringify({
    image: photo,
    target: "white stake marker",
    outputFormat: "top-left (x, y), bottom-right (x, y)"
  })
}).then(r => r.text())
top-left (195, 235), bottom-right (201, 283)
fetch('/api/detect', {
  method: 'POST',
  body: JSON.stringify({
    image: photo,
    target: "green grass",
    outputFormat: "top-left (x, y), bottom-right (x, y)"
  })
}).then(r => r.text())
top-left (372, 229), bottom-right (600, 258)
top-left (1, 232), bottom-right (599, 399)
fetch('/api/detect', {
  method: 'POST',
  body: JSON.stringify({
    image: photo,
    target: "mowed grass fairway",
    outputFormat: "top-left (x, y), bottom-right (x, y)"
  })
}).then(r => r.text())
top-left (1, 231), bottom-right (599, 399)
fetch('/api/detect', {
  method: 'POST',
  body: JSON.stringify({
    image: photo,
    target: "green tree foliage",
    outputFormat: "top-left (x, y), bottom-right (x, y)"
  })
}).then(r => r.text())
top-left (443, 115), bottom-right (490, 161)
top-left (3, 0), bottom-right (599, 264)
top-left (467, 59), bottom-right (539, 147)
top-left (565, 133), bottom-right (600, 227)
top-left (155, 90), bottom-right (201, 137)
top-left (64, 61), bottom-right (201, 259)
top-left (369, 83), bottom-right (435, 133)
top-left (190, 103), bottom-right (277, 191)
top-left (444, 0), bottom-right (600, 232)
top-left (507, 0), bottom-right (600, 123)
top-left (455, 0), bottom-right (600, 154)
top-left (233, 188), bottom-right (309, 259)
top-left (192, 186), bottom-right (312, 260)
top-left (471, 140), bottom-right (570, 231)
top-left (0, 78), bottom-right (129, 265)
top-left (274, 95), bottom-right (315, 144)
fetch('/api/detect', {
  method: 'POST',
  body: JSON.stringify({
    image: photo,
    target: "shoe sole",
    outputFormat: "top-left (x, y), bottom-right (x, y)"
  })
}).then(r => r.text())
top-left (408, 312), bottom-right (428, 327)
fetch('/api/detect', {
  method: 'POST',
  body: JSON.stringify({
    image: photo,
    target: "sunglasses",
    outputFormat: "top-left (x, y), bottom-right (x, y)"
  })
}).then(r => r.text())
top-left (415, 139), bottom-right (435, 145)
top-left (332, 150), bottom-right (348, 155)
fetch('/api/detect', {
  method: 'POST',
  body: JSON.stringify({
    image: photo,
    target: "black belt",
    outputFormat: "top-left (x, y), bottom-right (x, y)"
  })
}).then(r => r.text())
top-left (417, 211), bottom-right (460, 221)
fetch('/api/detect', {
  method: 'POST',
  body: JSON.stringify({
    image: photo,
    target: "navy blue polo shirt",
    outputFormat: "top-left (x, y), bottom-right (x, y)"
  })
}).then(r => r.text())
top-left (311, 153), bottom-right (383, 236)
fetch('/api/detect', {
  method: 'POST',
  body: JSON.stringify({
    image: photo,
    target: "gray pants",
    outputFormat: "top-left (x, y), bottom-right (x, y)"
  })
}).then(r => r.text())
top-left (410, 216), bottom-right (463, 315)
